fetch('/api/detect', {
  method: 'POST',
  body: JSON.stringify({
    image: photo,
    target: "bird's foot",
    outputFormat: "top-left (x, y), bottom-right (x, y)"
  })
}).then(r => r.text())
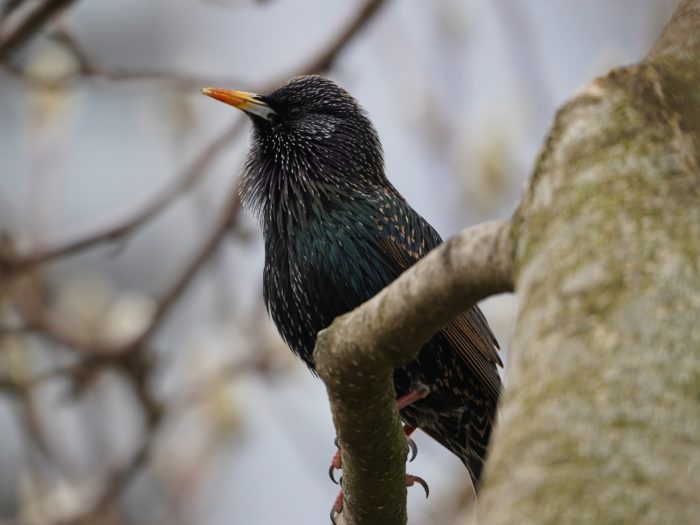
top-left (329, 437), bottom-right (343, 484)
top-left (396, 384), bottom-right (430, 410)
top-left (330, 485), bottom-right (344, 524)
top-left (330, 474), bottom-right (429, 524)
top-left (404, 424), bottom-right (418, 462)
top-left (328, 387), bottom-right (429, 491)
top-left (405, 473), bottom-right (430, 497)
top-left (329, 424), bottom-right (418, 484)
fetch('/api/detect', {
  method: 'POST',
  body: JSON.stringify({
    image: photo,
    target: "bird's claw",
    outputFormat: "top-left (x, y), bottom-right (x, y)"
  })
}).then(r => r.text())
top-left (329, 462), bottom-right (343, 485)
top-left (407, 438), bottom-right (417, 462)
top-left (330, 487), bottom-right (344, 524)
top-left (329, 441), bottom-right (343, 484)
top-left (329, 464), bottom-right (339, 485)
top-left (329, 473), bottom-right (428, 523)
top-left (331, 438), bottom-right (416, 484)
top-left (406, 474), bottom-right (430, 498)
top-left (328, 432), bottom-right (423, 523)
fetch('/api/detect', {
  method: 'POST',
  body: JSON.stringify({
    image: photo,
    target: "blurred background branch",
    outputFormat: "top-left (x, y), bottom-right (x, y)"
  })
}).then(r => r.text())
top-left (0, 1), bottom-right (389, 523)
top-left (0, 0), bottom-right (77, 59)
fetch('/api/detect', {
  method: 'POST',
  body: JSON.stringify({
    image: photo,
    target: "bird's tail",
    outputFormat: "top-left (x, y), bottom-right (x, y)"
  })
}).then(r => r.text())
top-left (419, 394), bottom-right (498, 491)
top-left (462, 396), bottom-right (498, 491)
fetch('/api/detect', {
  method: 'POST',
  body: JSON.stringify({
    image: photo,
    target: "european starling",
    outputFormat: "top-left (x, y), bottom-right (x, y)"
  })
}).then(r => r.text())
top-left (202, 75), bottom-right (502, 490)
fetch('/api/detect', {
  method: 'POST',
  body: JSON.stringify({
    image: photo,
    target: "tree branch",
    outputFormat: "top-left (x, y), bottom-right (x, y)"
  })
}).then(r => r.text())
top-left (314, 220), bottom-right (513, 525)
top-left (296, 0), bottom-right (388, 75)
top-left (47, 28), bottom-right (252, 91)
top-left (1, 118), bottom-right (245, 271)
top-left (646, 0), bottom-right (700, 144)
top-left (0, 0), bottom-right (77, 59)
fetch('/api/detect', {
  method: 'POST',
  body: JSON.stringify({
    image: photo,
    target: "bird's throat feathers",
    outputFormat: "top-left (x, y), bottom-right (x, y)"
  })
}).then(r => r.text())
top-left (238, 128), bottom-right (385, 235)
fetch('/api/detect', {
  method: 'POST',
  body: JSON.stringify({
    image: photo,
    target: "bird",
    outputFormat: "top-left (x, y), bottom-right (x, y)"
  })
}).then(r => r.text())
top-left (202, 75), bottom-right (502, 494)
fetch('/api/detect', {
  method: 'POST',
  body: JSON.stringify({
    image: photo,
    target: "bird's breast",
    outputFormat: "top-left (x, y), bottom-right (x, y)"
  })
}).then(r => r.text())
top-left (262, 211), bottom-right (393, 368)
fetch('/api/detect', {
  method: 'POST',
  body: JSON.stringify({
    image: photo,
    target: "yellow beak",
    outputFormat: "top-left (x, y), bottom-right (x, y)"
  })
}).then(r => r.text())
top-left (201, 87), bottom-right (276, 120)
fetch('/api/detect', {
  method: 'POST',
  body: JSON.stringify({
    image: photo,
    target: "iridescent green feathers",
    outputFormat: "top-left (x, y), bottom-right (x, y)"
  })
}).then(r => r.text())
top-left (239, 75), bottom-right (502, 488)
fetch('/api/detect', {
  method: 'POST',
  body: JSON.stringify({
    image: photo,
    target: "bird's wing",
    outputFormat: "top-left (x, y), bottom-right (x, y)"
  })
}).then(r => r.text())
top-left (372, 191), bottom-right (502, 392)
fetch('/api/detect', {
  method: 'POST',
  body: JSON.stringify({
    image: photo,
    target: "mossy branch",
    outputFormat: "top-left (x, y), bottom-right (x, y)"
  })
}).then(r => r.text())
top-left (314, 220), bottom-right (514, 525)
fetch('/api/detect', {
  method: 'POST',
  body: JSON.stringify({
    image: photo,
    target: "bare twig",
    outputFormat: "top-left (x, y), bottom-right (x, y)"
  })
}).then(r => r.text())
top-left (1, 0), bottom-right (28, 20)
top-left (130, 190), bottom-right (242, 348)
top-left (169, 353), bottom-right (286, 413)
top-left (8, 188), bottom-right (241, 359)
top-left (0, 0), bottom-right (77, 58)
top-left (296, 0), bottom-right (388, 75)
top-left (48, 29), bottom-right (252, 91)
top-left (2, 119), bottom-right (245, 270)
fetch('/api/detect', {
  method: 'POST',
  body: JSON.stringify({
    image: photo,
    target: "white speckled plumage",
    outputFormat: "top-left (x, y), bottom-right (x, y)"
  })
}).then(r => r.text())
top-left (238, 75), bottom-right (502, 487)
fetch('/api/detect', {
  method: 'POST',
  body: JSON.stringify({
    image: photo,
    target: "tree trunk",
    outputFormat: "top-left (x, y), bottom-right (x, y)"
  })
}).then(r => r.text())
top-left (477, 2), bottom-right (700, 523)
top-left (315, 2), bottom-right (700, 523)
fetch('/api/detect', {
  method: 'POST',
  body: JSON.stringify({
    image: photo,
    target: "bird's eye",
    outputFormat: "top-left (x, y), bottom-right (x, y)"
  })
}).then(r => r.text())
top-left (288, 107), bottom-right (303, 119)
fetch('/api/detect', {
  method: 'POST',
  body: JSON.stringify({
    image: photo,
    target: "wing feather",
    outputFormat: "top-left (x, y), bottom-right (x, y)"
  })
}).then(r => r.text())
top-left (373, 191), bottom-right (502, 397)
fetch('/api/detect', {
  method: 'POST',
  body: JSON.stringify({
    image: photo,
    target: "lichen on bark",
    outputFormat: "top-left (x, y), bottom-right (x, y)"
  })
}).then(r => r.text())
top-left (477, 8), bottom-right (700, 525)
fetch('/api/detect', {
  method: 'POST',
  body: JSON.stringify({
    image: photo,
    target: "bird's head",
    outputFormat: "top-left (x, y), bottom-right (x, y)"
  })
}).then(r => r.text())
top-left (202, 75), bottom-right (385, 224)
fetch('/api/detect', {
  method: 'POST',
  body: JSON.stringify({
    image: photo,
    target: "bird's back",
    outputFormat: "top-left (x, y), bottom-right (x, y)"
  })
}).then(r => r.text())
top-left (263, 185), bottom-right (501, 487)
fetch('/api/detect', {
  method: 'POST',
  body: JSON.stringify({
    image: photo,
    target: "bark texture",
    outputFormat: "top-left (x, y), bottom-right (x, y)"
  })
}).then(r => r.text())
top-left (315, 2), bottom-right (700, 523)
top-left (478, 2), bottom-right (700, 523)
